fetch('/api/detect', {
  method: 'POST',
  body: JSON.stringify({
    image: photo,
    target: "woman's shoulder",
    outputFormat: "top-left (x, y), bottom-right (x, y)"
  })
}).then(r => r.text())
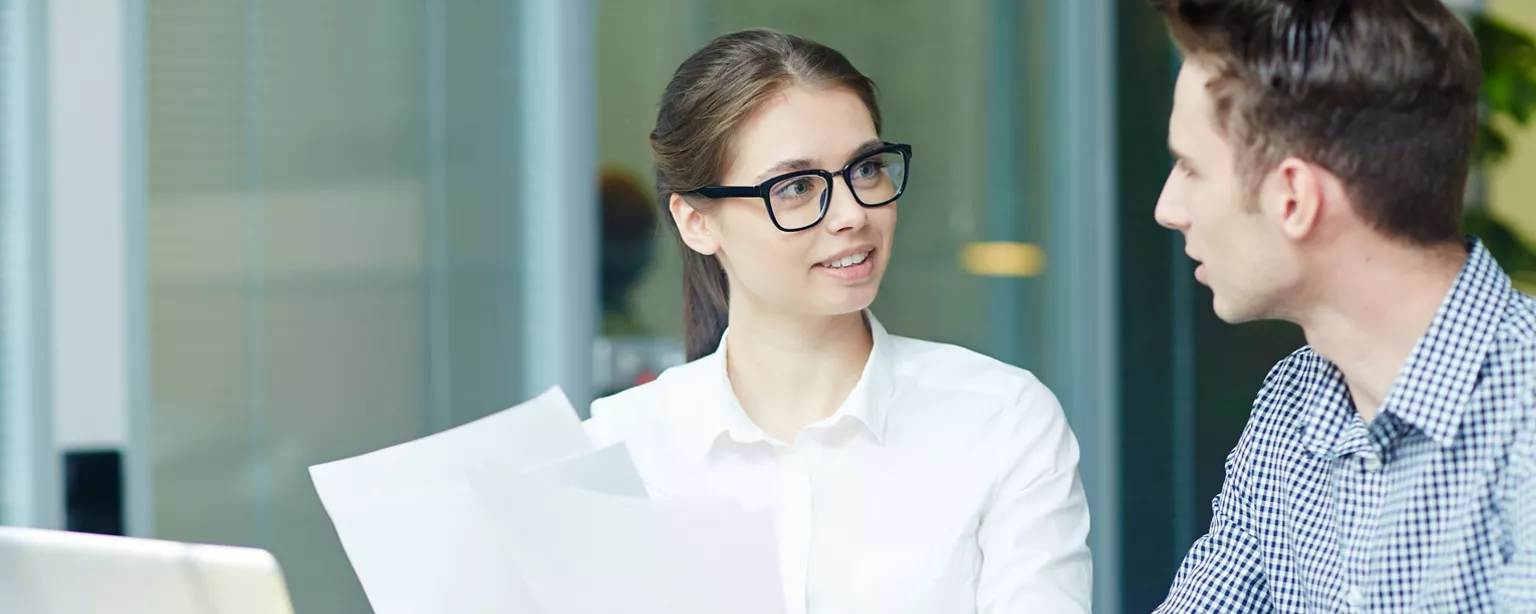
top-left (880, 333), bottom-right (1077, 475)
top-left (586, 353), bottom-right (720, 431)
top-left (884, 333), bottom-right (1053, 409)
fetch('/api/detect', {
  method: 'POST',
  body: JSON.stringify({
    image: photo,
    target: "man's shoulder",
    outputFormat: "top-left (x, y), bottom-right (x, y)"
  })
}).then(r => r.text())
top-left (1484, 289), bottom-right (1536, 401)
top-left (1209, 348), bottom-right (1330, 467)
top-left (1498, 289), bottom-right (1536, 347)
top-left (1490, 290), bottom-right (1536, 428)
top-left (1250, 347), bottom-right (1329, 417)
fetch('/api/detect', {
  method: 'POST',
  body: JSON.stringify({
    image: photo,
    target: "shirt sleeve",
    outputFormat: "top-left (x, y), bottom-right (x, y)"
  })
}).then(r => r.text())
top-left (1496, 390), bottom-right (1536, 609)
top-left (1155, 415), bottom-right (1274, 613)
top-left (975, 378), bottom-right (1093, 613)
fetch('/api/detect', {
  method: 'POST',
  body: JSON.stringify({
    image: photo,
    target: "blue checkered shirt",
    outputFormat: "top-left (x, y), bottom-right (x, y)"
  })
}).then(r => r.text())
top-left (1156, 239), bottom-right (1536, 613)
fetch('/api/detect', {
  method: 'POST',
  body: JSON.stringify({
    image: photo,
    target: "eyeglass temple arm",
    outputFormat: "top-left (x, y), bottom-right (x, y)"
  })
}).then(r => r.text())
top-left (693, 185), bottom-right (760, 199)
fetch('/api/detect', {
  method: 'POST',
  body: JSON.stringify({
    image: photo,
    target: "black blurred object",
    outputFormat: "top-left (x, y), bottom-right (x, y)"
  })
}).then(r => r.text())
top-left (63, 449), bottom-right (124, 535)
top-left (593, 169), bottom-right (686, 402)
top-left (600, 169), bottom-right (658, 337)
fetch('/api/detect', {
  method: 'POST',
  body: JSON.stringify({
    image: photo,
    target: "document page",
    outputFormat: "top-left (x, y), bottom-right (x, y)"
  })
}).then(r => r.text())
top-left (310, 387), bottom-right (591, 614)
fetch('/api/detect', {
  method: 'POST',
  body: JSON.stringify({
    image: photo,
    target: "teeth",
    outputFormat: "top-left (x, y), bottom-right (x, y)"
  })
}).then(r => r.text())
top-left (826, 251), bottom-right (870, 269)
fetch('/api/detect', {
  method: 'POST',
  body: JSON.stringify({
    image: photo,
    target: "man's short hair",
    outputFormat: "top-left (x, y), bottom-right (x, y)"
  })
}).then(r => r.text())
top-left (1151, 0), bottom-right (1482, 245)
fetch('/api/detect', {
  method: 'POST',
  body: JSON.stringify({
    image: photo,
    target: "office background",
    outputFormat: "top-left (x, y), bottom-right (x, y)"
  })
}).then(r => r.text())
top-left (0, 0), bottom-right (1527, 612)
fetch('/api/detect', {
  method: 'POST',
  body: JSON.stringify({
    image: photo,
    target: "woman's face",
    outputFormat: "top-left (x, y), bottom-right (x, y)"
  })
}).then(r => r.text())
top-left (672, 84), bottom-right (899, 321)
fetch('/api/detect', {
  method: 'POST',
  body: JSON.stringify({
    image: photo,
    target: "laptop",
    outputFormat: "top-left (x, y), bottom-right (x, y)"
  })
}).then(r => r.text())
top-left (0, 526), bottom-right (296, 614)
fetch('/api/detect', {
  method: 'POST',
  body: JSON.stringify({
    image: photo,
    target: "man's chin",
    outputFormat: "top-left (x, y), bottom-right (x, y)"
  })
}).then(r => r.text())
top-left (1212, 295), bottom-right (1261, 324)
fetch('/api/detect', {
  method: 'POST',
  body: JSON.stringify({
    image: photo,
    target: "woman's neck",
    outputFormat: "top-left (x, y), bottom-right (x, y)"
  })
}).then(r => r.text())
top-left (723, 307), bottom-right (872, 444)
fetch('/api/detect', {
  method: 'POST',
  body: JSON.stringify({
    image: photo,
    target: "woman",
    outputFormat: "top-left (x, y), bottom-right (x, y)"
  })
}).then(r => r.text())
top-left (584, 28), bottom-right (1091, 614)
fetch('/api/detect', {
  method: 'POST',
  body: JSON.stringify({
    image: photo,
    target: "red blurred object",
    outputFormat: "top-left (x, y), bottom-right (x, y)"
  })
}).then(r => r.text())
top-left (633, 370), bottom-right (658, 386)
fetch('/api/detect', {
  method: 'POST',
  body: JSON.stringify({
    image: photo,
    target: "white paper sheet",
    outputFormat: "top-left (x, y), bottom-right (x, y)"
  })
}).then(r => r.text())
top-left (524, 443), bottom-right (648, 498)
top-left (309, 387), bottom-right (591, 614)
top-left (464, 463), bottom-right (787, 614)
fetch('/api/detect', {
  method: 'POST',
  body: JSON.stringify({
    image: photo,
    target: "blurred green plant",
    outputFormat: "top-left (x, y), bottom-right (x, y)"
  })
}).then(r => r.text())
top-left (1467, 12), bottom-right (1536, 284)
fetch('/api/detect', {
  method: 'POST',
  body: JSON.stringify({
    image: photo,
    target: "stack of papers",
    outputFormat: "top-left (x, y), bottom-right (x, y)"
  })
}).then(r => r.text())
top-left (309, 387), bottom-right (787, 614)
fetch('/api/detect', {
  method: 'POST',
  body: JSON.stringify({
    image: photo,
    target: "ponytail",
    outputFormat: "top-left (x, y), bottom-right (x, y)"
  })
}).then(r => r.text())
top-left (679, 247), bottom-right (729, 361)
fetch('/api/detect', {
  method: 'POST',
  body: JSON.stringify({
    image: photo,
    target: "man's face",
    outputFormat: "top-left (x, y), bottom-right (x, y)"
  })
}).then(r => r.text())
top-left (1156, 61), bottom-right (1302, 323)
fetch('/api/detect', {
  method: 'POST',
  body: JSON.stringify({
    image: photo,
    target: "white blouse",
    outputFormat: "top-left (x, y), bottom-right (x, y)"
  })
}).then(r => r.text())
top-left (583, 314), bottom-right (1092, 613)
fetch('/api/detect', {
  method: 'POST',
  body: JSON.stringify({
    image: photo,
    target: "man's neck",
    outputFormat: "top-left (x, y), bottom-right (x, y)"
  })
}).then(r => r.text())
top-left (723, 306), bottom-right (872, 444)
top-left (1297, 241), bottom-right (1466, 422)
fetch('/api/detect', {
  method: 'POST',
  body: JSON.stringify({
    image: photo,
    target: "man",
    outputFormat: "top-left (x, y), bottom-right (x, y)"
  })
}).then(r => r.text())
top-left (1150, 0), bottom-right (1536, 611)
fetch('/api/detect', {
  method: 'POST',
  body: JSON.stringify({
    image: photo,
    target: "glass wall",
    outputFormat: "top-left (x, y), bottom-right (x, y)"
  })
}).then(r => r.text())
top-left (145, 1), bottom-right (522, 611)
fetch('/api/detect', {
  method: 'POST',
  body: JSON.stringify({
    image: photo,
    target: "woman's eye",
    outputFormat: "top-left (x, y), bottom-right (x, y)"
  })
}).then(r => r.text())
top-left (854, 160), bottom-right (884, 179)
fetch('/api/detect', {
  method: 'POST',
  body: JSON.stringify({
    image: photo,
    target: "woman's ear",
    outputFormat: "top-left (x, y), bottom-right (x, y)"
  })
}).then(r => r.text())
top-left (670, 193), bottom-right (720, 256)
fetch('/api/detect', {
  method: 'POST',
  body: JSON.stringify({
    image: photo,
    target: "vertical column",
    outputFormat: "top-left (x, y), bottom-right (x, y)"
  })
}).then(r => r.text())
top-left (518, 0), bottom-right (598, 414)
top-left (46, 0), bottom-right (148, 536)
top-left (1045, 0), bottom-right (1121, 610)
top-left (1, 0), bottom-right (61, 530)
top-left (1113, 4), bottom-right (1185, 606)
top-left (982, 0), bottom-right (1025, 366)
top-left (122, 0), bottom-right (150, 539)
top-left (422, 0), bottom-right (452, 433)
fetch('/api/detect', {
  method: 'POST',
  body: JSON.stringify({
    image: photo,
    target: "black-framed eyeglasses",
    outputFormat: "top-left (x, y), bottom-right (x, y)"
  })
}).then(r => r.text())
top-left (692, 142), bottom-right (912, 232)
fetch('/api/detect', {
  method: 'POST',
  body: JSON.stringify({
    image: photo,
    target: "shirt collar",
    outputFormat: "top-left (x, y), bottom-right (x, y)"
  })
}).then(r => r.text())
top-left (1300, 237), bottom-right (1510, 453)
top-left (678, 310), bottom-right (897, 460)
top-left (1380, 237), bottom-right (1510, 447)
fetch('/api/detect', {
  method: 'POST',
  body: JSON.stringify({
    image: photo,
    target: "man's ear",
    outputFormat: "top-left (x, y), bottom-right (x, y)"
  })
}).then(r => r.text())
top-left (1269, 158), bottom-right (1325, 241)
top-left (669, 193), bottom-right (719, 255)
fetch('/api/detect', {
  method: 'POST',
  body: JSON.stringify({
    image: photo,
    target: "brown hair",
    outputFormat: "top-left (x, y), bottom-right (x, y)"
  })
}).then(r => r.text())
top-left (1150, 0), bottom-right (1481, 245)
top-left (650, 28), bottom-right (881, 360)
